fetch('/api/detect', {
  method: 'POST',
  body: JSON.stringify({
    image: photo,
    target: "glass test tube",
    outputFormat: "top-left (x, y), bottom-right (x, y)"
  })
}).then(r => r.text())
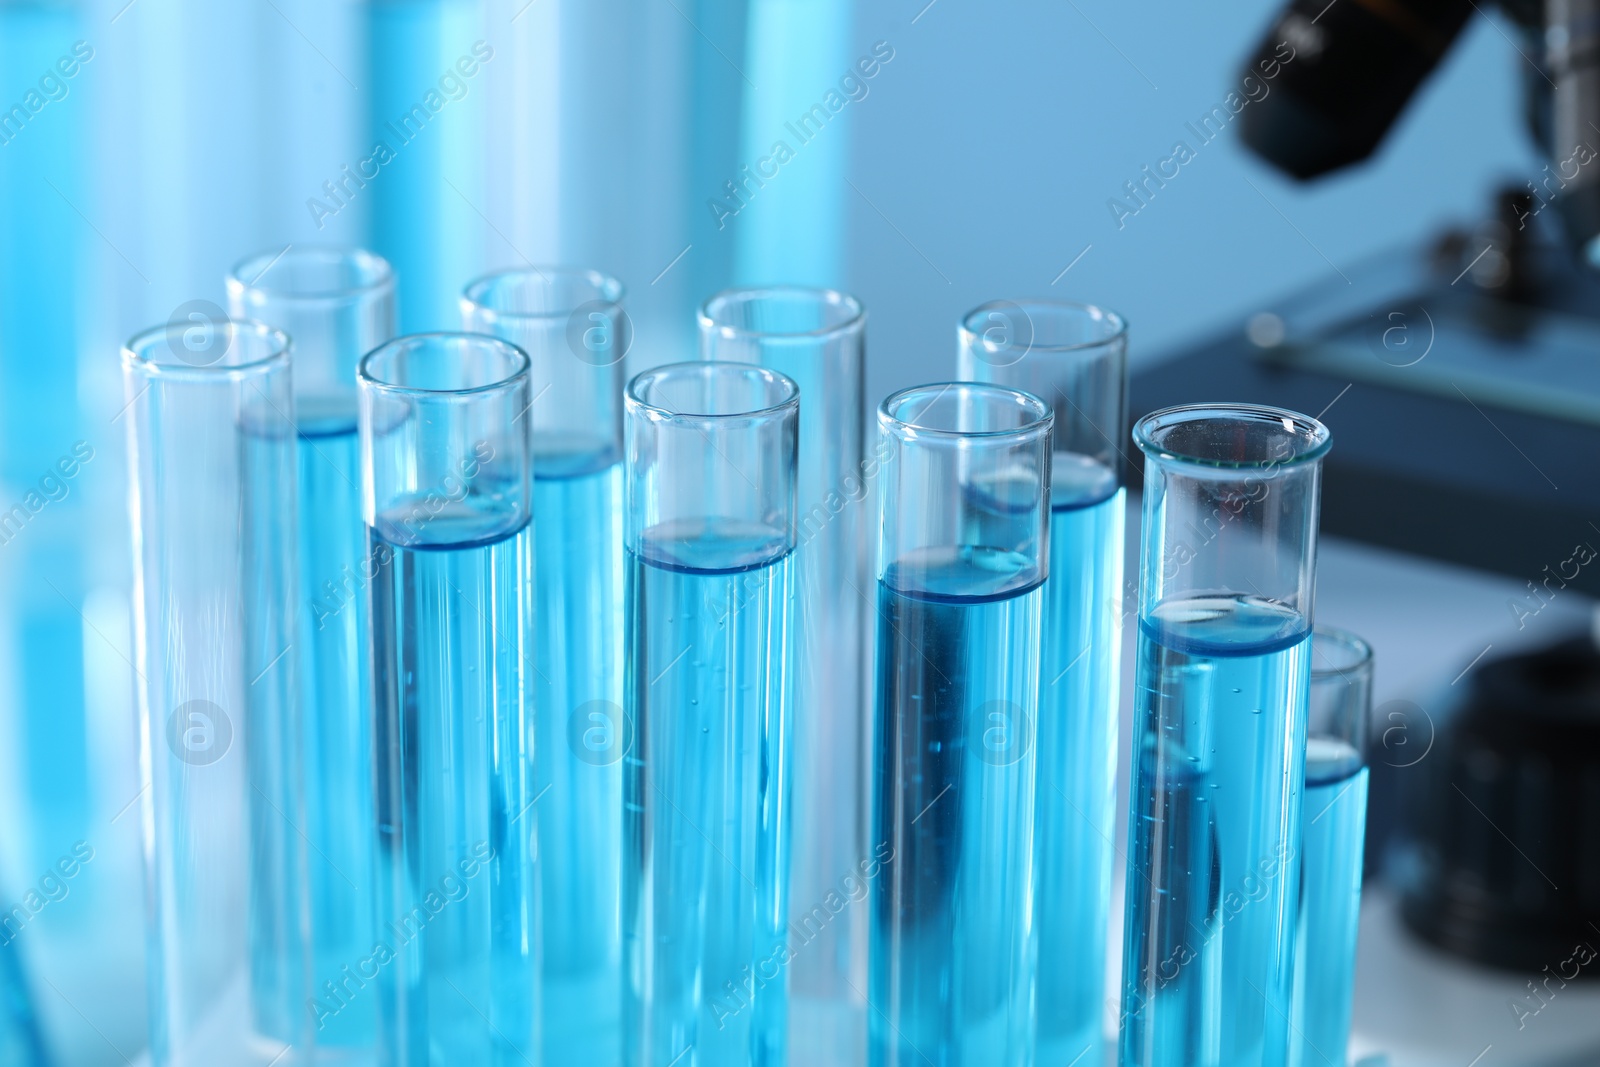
top-left (1289, 628), bottom-right (1371, 1067)
top-left (0, 0), bottom-right (95, 899)
top-left (123, 321), bottom-right (309, 1064)
top-left (227, 246), bottom-right (397, 1051)
top-left (869, 384), bottom-right (1052, 1065)
top-left (622, 362), bottom-right (799, 1067)
top-left (1121, 404), bottom-right (1331, 1067)
top-left (462, 268), bottom-right (626, 1067)
top-left (359, 334), bottom-right (537, 1065)
top-left (365, 0), bottom-right (481, 332)
top-left (698, 287), bottom-right (868, 1060)
top-left (958, 301), bottom-right (1127, 1067)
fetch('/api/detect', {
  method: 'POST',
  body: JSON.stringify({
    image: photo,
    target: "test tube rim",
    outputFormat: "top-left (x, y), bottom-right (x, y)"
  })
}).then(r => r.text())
top-left (1309, 625), bottom-right (1374, 680)
top-left (877, 381), bottom-right (1053, 442)
top-left (359, 331), bottom-right (530, 398)
top-left (625, 360), bottom-right (799, 423)
top-left (958, 298), bottom-right (1127, 355)
top-left (462, 265), bottom-right (625, 322)
top-left (226, 244), bottom-right (395, 304)
top-left (120, 319), bottom-right (291, 381)
top-left (1133, 401), bottom-right (1331, 470)
top-left (697, 285), bottom-right (865, 344)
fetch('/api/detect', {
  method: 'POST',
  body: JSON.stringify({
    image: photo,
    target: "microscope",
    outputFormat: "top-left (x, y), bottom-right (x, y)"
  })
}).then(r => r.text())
top-left (1129, 0), bottom-right (1600, 1039)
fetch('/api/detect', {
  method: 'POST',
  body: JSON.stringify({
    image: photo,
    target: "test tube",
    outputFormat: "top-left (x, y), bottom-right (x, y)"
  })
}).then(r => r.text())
top-left (869, 384), bottom-right (1051, 1064)
top-left (227, 246), bottom-right (396, 1050)
top-left (698, 287), bottom-right (868, 1060)
top-left (1290, 628), bottom-right (1372, 1067)
top-left (365, 0), bottom-right (482, 331)
top-left (0, 0), bottom-right (95, 903)
top-left (122, 321), bottom-right (310, 1064)
top-left (359, 334), bottom-right (537, 1065)
top-left (1121, 404), bottom-right (1331, 1067)
top-left (462, 268), bottom-right (626, 1067)
top-left (958, 300), bottom-right (1127, 1067)
top-left (622, 362), bottom-right (799, 1067)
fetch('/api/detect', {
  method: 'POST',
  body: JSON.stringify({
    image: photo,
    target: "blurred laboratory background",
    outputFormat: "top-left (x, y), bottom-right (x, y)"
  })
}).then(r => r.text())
top-left (2, 0), bottom-right (1598, 1064)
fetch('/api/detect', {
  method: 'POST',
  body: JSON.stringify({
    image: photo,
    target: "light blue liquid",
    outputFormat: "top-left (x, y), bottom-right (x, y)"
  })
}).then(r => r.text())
top-left (870, 546), bottom-right (1042, 1067)
top-left (369, 503), bottom-right (536, 1067)
top-left (296, 419), bottom-right (378, 1050)
top-left (1036, 457), bottom-right (1124, 1067)
top-left (1121, 596), bottom-right (1310, 1067)
top-left (532, 442), bottom-right (623, 1067)
top-left (1289, 740), bottom-right (1367, 1067)
top-left (623, 519), bottom-right (793, 1067)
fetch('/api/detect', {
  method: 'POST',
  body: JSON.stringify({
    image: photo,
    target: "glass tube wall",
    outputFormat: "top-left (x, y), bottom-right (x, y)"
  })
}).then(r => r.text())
top-left (1121, 403), bottom-right (1330, 1067)
top-left (359, 333), bottom-right (538, 1065)
top-left (698, 286), bottom-right (868, 1061)
top-left (622, 362), bottom-right (799, 1067)
top-left (462, 267), bottom-right (626, 1067)
top-left (870, 383), bottom-right (1051, 1065)
top-left (227, 246), bottom-right (396, 1053)
top-left (1290, 627), bottom-right (1372, 1067)
top-left (958, 300), bottom-right (1127, 1067)
top-left (123, 321), bottom-right (309, 1065)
